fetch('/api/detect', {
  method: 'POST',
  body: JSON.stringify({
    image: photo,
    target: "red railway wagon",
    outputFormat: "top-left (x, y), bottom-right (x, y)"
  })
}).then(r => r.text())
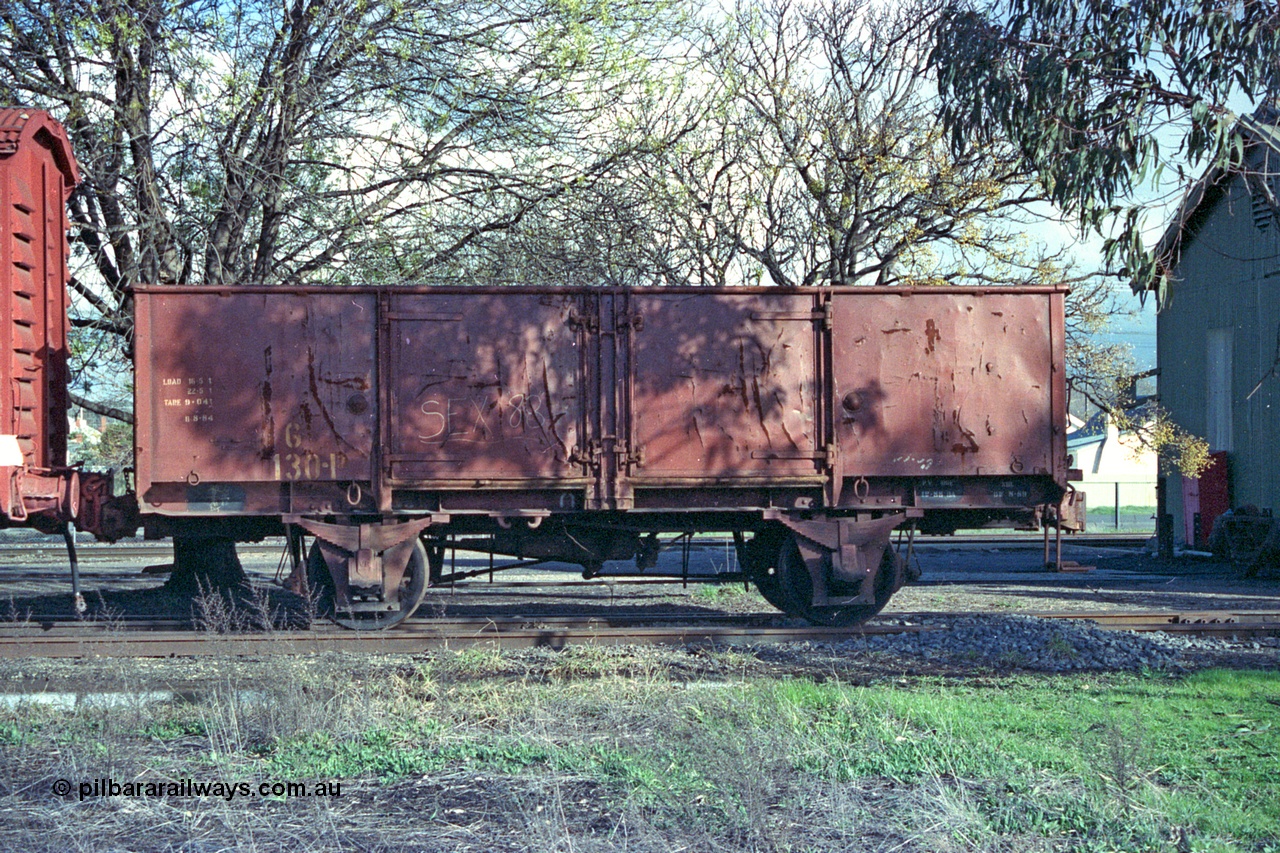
top-left (0, 108), bottom-right (1075, 627)
top-left (0, 109), bottom-right (85, 531)
top-left (133, 284), bottom-right (1070, 625)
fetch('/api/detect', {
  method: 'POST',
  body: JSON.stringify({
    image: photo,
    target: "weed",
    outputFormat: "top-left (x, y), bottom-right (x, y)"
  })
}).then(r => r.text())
top-left (904, 774), bottom-right (995, 852)
top-left (192, 579), bottom-right (290, 632)
top-left (996, 649), bottom-right (1029, 667)
top-left (1090, 710), bottom-right (1152, 816)
top-left (0, 718), bottom-right (24, 745)
top-left (2, 594), bottom-right (31, 625)
top-left (192, 580), bottom-right (243, 633)
top-left (545, 646), bottom-right (668, 682)
top-left (439, 646), bottom-right (507, 677)
top-left (690, 583), bottom-right (751, 602)
top-left (90, 601), bottom-right (126, 631)
top-left (1046, 633), bottom-right (1077, 660)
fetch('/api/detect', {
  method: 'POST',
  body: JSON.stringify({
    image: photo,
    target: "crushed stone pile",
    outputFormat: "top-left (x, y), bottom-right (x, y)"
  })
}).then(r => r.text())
top-left (839, 614), bottom-right (1278, 672)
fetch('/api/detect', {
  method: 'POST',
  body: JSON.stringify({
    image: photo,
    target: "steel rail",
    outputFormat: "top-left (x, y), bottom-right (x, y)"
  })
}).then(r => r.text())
top-left (0, 609), bottom-right (1276, 658)
top-left (0, 613), bottom-right (787, 633)
top-left (8, 608), bottom-right (1279, 632)
top-left (0, 622), bottom-right (935, 658)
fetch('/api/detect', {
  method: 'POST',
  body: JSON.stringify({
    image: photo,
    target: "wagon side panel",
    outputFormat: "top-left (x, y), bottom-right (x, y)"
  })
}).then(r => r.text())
top-left (135, 290), bottom-right (377, 514)
top-left (384, 291), bottom-right (584, 485)
top-left (831, 291), bottom-right (1062, 480)
top-left (627, 291), bottom-right (821, 481)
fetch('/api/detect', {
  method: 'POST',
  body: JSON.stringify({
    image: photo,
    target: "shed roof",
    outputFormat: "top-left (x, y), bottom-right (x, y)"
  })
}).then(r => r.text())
top-left (1153, 105), bottom-right (1280, 289)
top-left (0, 107), bottom-right (80, 192)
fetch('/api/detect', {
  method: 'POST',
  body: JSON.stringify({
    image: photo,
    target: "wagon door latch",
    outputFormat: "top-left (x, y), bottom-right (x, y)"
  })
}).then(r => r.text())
top-left (569, 441), bottom-right (603, 470)
top-left (567, 312), bottom-right (599, 334)
top-left (619, 442), bottom-right (645, 470)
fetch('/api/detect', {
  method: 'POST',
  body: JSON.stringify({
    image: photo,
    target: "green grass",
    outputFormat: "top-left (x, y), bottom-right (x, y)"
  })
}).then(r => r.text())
top-left (690, 584), bottom-right (748, 601)
top-left (1085, 504), bottom-right (1158, 532)
top-left (2, 658), bottom-right (1277, 851)
top-left (251, 669), bottom-right (1280, 847)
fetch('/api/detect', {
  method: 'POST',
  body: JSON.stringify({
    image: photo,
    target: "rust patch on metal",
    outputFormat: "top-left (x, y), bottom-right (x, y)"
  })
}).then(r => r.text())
top-left (306, 347), bottom-right (360, 454)
top-left (259, 346), bottom-right (275, 460)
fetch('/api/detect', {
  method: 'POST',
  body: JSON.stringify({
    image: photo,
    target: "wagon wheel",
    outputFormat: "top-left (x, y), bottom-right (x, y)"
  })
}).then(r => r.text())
top-left (306, 541), bottom-right (428, 630)
top-left (742, 525), bottom-right (792, 613)
top-left (774, 533), bottom-right (900, 627)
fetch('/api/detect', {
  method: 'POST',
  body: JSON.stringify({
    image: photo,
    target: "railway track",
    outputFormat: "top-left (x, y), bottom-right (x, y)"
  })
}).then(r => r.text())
top-left (0, 532), bottom-right (1152, 592)
top-left (0, 620), bottom-right (930, 658)
top-left (0, 609), bottom-right (1275, 658)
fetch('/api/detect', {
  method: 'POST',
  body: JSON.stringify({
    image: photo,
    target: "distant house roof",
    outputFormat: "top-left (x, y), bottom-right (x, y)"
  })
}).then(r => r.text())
top-left (1153, 105), bottom-right (1280, 290)
top-left (1067, 411), bottom-right (1109, 444)
top-left (1066, 401), bottom-right (1156, 448)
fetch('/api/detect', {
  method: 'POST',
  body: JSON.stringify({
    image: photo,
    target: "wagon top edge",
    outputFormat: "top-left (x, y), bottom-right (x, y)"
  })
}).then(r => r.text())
top-left (133, 283), bottom-right (1071, 297)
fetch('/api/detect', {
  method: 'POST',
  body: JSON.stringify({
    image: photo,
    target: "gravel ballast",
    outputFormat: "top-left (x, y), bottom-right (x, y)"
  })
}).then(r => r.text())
top-left (844, 613), bottom-right (1280, 672)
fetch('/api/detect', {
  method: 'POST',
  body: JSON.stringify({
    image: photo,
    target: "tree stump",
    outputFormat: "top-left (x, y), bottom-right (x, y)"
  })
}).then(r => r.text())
top-left (164, 537), bottom-right (247, 594)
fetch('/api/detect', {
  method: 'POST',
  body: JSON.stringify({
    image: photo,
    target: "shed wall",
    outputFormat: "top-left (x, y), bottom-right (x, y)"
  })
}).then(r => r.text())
top-left (1159, 173), bottom-right (1280, 542)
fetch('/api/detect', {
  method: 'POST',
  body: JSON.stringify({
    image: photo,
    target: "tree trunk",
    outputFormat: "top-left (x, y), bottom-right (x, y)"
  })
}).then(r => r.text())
top-left (165, 537), bottom-right (247, 594)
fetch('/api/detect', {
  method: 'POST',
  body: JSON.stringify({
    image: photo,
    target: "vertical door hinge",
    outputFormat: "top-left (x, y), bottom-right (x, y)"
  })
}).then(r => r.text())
top-left (621, 444), bottom-right (645, 469)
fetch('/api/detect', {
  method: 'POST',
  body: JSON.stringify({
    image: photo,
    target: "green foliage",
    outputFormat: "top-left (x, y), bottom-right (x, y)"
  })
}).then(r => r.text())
top-left (931, 0), bottom-right (1280, 296)
top-left (69, 419), bottom-right (133, 471)
top-left (138, 714), bottom-right (208, 741)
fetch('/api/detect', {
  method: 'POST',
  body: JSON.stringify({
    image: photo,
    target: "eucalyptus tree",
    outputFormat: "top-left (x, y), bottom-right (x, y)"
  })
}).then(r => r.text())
top-left (666, 0), bottom-right (1066, 289)
top-left (926, 0), bottom-right (1267, 473)
top-left (0, 0), bottom-right (690, 417)
top-left (931, 0), bottom-right (1280, 296)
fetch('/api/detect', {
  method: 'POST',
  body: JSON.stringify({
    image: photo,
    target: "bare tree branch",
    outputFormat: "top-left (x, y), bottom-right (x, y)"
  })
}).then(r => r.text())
top-left (69, 391), bottom-right (133, 426)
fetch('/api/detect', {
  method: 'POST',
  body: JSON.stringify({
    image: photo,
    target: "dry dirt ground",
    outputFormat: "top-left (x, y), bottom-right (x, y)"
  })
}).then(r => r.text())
top-left (0, 536), bottom-right (1278, 851)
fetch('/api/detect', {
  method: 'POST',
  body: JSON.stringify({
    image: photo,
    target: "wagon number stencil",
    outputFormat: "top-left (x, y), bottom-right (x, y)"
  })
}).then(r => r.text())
top-left (273, 421), bottom-right (349, 480)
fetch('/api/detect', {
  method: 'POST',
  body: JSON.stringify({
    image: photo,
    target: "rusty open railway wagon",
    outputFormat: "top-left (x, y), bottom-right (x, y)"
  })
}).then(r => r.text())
top-left (2, 109), bottom-right (1076, 627)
